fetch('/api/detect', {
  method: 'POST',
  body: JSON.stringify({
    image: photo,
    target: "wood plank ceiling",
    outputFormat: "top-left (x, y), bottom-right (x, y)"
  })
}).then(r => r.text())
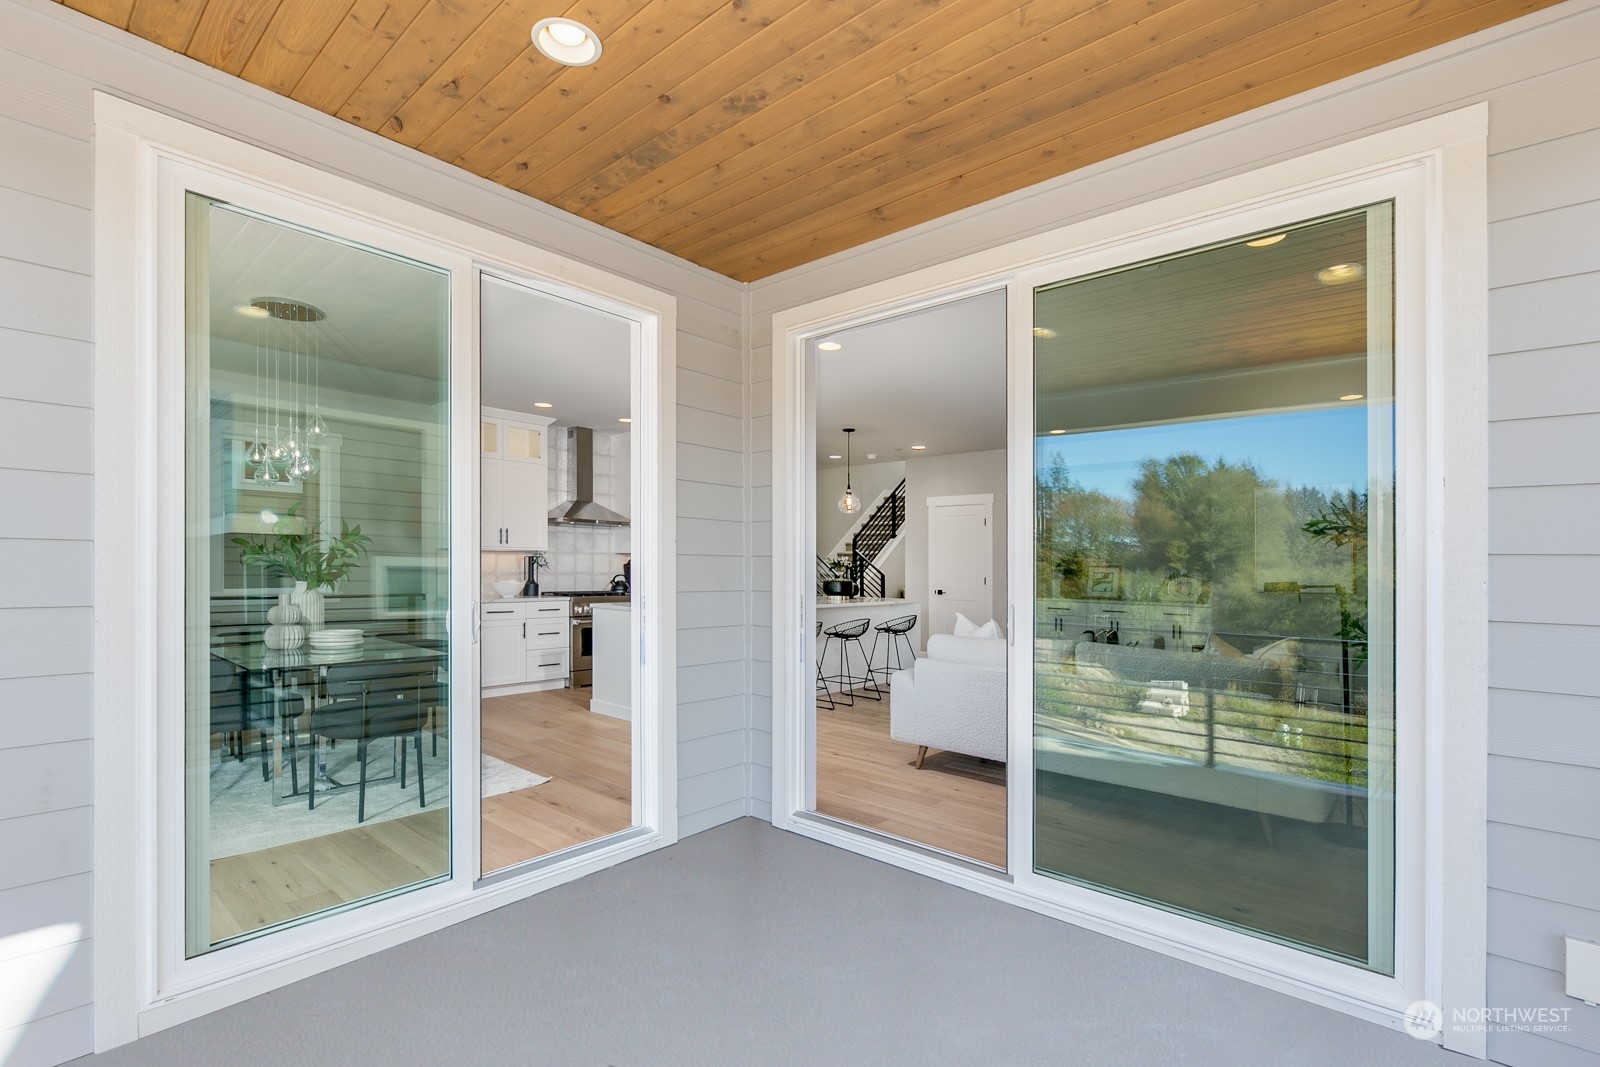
top-left (61, 0), bottom-right (1558, 281)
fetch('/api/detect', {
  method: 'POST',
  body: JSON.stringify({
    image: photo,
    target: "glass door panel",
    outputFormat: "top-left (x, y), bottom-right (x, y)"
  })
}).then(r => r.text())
top-left (1032, 205), bottom-right (1396, 969)
top-left (184, 194), bottom-right (453, 955)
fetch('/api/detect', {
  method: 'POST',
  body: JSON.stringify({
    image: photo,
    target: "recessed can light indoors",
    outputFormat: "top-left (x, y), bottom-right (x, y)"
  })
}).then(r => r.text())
top-left (533, 401), bottom-right (554, 408)
top-left (532, 17), bottom-right (601, 66)
top-left (1032, 327), bottom-right (1057, 339)
top-left (1339, 393), bottom-right (1365, 401)
top-left (817, 341), bottom-right (842, 352)
top-left (910, 445), bottom-right (927, 450)
top-left (828, 454), bottom-right (842, 460)
top-left (617, 417), bottom-right (632, 424)
top-left (1246, 234), bottom-right (1287, 247)
top-left (1316, 262), bottom-right (1365, 285)
top-left (1048, 429), bottom-right (1066, 435)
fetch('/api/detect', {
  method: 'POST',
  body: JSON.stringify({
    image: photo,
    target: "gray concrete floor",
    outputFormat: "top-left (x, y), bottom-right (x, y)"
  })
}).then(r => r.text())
top-left (79, 818), bottom-right (1463, 1066)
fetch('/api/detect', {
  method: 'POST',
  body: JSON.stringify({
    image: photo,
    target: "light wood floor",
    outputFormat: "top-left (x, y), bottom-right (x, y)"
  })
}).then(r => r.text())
top-left (815, 690), bottom-right (1009, 868)
top-left (211, 809), bottom-right (449, 944)
top-left (481, 686), bottom-right (632, 874)
top-left (209, 686), bottom-right (630, 944)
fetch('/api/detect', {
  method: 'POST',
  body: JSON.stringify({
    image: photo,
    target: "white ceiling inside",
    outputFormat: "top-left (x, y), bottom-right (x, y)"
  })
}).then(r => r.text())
top-left (814, 289), bottom-right (1007, 468)
top-left (480, 276), bottom-right (632, 431)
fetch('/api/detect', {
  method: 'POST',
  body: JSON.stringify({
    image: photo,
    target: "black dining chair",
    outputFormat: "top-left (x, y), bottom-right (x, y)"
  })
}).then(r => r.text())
top-left (210, 655), bottom-right (273, 782)
top-left (307, 660), bottom-right (440, 823)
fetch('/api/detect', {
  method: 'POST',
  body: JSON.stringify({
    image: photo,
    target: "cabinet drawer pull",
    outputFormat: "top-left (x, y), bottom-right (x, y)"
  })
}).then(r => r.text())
top-left (537, 630), bottom-right (560, 637)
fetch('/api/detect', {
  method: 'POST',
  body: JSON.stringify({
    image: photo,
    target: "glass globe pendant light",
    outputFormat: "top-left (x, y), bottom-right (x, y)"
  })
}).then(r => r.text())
top-left (837, 428), bottom-right (861, 514)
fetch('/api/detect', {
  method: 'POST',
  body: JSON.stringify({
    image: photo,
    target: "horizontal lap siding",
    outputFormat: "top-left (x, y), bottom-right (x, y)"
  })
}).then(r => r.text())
top-left (0, 2), bottom-right (745, 1063)
top-left (747, 5), bottom-right (1600, 1064)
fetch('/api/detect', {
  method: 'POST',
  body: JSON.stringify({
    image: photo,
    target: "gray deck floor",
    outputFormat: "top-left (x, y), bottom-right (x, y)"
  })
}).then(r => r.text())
top-left (79, 818), bottom-right (1462, 1066)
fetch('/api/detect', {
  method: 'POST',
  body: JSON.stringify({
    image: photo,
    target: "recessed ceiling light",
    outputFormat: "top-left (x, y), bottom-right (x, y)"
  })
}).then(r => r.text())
top-left (1246, 234), bottom-right (1287, 248)
top-left (1048, 429), bottom-right (1066, 435)
top-left (533, 401), bottom-right (554, 409)
top-left (817, 341), bottom-right (842, 352)
top-left (865, 453), bottom-right (878, 460)
top-left (1316, 262), bottom-right (1365, 285)
top-left (531, 17), bottom-right (601, 66)
top-left (1339, 393), bottom-right (1365, 401)
top-left (617, 417), bottom-right (632, 424)
top-left (828, 454), bottom-right (842, 460)
top-left (235, 303), bottom-right (270, 319)
top-left (1032, 327), bottom-right (1057, 339)
top-left (910, 445), bottom-right (927, 451)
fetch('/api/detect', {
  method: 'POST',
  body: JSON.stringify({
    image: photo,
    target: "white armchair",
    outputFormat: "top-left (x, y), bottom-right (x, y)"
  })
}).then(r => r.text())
top-left (890, 634), bottom-right (1007, 765)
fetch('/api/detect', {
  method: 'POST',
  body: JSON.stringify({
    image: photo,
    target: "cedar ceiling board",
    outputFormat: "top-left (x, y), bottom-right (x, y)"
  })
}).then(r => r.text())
top-left (570, 0), bottom-right (1093, 227)
top-left (240, 0), bottom-right (361, 96)
top-left (381, 0), bottom-right (559, 150)
top-left (335, 0), bottom-right (503, 134)
top-left (414, 0), bottom-right (700, 164)
top-left (755, 0), bottom-right (1558, 277)
top-left (536, 0), bottom-right (964, 211)
top-left (288, 0), bottom-right (433, 116)
top-left (476, 0), bottom-right (830, 188)
top-left (644, 0), bottom-right (1284, 255)
top-left (127, 0), bottom-right (208, 52)
top-left (59, 0), bottom-right (137, 29)
top-left (188, 0), bottom-right (284, 77)
top-left (704, 0), bottom-right (1544, 278)
top-left (671, 0), bottom-right (1388, 266)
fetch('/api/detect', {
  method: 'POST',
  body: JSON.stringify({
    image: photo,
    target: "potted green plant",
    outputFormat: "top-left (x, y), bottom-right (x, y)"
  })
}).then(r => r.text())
top-left (231, 504), bottom-right (370, 627)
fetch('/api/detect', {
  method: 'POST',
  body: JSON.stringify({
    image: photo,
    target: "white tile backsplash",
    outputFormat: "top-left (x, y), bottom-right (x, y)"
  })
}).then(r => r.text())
top-left (482, 428), bottom-right (631, 596)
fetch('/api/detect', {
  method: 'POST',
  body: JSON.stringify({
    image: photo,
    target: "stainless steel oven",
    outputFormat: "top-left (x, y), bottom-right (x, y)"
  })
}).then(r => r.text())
top-left (552, 593), bottom-right (629, 687)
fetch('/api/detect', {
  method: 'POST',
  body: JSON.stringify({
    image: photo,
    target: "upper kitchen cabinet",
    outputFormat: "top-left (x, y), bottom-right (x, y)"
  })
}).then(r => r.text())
top-left (482, 409), bottom-right (552, 551)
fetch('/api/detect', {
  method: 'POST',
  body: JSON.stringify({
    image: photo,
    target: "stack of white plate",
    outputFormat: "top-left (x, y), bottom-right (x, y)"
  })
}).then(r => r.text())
top-left (308, 628), bottom-right (364, 652)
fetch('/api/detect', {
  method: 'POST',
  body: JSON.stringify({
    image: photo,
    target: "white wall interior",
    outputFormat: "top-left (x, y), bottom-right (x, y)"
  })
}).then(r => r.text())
top-left (903, 450), bottom-right (1009, 649)
top-left (0, 2), bottom-right (746, 1063)
top-left (750, 4), bottom-right (1600, 1065)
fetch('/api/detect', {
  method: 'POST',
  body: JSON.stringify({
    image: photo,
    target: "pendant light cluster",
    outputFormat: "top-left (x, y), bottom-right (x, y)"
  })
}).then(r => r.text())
top-left (837, 427), bottom-right (861, 514)
top-left (243, 297), bottom-right (328, 486)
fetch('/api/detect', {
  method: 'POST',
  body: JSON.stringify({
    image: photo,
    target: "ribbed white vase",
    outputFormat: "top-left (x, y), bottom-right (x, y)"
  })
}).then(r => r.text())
top-left (292, 581), bottom-right (326, 631)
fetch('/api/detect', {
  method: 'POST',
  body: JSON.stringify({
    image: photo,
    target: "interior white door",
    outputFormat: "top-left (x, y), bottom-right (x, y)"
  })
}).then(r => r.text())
top-left (927, 497), bottom-right (993, 637)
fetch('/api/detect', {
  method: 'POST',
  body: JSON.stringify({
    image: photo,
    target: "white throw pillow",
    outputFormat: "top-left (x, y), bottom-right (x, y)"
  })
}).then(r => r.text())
top-left (953, 612), bottom-right (1003, 640)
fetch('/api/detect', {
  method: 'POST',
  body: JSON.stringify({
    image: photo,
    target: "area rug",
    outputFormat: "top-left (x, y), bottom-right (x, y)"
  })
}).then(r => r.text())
top-left (208, 741), bottom-right (549, 859)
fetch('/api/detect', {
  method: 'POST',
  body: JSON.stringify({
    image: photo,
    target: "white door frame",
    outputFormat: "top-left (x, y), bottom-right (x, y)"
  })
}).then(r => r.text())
top-left (925, 493), bottom-right (995, 638)
top-left (92, 94), bottom-right (677, 1048)
top-left (769, 106), bottom-right (1488, 1053)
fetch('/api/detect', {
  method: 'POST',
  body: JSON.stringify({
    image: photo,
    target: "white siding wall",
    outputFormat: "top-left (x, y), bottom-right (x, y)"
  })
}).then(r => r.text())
top-left (748, 3), bottom-right (1600, 1064)
top-left (0, 3), bottom-right (747, 1063)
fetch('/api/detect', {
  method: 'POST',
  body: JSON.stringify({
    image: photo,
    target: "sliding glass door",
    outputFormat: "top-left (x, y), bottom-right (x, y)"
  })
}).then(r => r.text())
top-left (183, 194), bottom-right (453, 954)
top-left (1031, 204), bottom-right (1396, 969)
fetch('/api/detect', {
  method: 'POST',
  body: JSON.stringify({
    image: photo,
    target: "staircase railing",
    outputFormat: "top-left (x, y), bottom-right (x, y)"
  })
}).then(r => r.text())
top-left (852, 552), bottom-right (886, 600)
top-left (851, 479), bottom-right (905, 568)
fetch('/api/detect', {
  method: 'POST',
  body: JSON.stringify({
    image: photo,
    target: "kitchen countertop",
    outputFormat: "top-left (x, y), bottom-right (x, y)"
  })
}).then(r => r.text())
top-left (589, 603), bottom-right (633, 612)
top-left (816, 597), bottom-right (915, 607)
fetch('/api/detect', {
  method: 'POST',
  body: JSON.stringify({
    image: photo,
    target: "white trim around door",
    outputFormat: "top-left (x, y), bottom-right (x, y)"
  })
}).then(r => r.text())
top-left (768, 105), bottom-right (1488, 1056)
top-left (92, 93), bottom-right (678, 1050)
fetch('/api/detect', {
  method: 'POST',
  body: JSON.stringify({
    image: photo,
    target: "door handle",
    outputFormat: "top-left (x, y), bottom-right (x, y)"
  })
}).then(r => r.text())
top-left (935, 589), bottom-right (944, 595)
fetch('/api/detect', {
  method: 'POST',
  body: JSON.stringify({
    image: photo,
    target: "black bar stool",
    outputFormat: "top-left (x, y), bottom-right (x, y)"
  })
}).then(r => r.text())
top-left (869, 614), bottom-right (918, 686)
top-left (815, 621), bottom-right (835, 710)
top-left (821, 617), bottom-right (881, 704)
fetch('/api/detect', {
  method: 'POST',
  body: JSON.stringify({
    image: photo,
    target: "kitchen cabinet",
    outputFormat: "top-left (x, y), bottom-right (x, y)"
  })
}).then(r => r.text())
top-left (480, 599), bottom-right (571, 693)
top-left (481, 602), bottom-right (526, 688)
top-left (481, 409), bottom-right (552, 551)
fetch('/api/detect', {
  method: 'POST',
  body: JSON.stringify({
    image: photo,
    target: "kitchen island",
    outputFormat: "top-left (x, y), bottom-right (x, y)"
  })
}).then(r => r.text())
top-left (589, 602), bottom-right (634, 720)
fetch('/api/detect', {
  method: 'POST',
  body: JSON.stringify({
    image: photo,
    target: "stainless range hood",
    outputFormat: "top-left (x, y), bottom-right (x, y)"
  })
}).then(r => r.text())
top-left (548, 426), bottom-right (629, 527)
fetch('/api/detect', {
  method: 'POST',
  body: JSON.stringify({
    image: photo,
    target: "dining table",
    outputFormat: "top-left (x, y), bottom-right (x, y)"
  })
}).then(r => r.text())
top-left (210, 633), bottom-right (447, 805)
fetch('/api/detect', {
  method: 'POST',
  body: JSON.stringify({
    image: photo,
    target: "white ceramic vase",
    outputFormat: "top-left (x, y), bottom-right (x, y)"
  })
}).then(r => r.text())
top-left (266, 593), bottom-right (301, 626)
top-left (293, 580), bottom-right (326, 631)
top-left (263, 623), bottom-right (305, 650)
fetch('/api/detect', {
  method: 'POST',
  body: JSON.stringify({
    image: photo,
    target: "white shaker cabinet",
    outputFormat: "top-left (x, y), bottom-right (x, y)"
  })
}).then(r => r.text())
top-left (480, 602), bottom-right (526, 688)
top-left (481, 409), bottom-right (552, 551)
